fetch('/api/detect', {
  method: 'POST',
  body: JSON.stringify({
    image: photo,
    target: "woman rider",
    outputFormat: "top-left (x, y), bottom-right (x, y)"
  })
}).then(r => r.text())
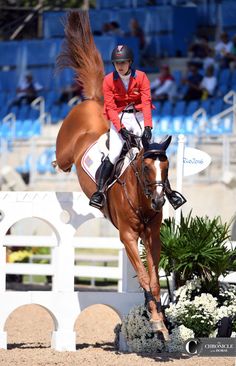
top-left (89, 45), bottom-right (185, 210)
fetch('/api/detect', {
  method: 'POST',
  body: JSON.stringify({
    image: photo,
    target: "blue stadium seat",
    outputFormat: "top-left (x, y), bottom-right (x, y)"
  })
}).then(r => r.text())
top-left (0, 41), bottom-right (21, 67)
top-left (172, 70), bottom-right (182, 89)
top-left (0, 105), bottom-right (8, 119)
top-left (218, 68), bottom-right (231, 87)
top-left (37, 147), bottom-right (56, 174)
top-left (172, 100), bottom-right (186, 117)
top-left (32, 119), bottom-right (42, 136)
top-left (32, 67), bottom-right (54, 90)
top-left (22, 40), bottom-right (58, 66)
top-left (18, 105), bottom-right (30, 120)
top-left (200, 99), bottom-right (212, 115)
top-left (217, 83), bottom-right (230, 98)
top-left (210, 98), bottom-right (224, 116)
top-left (183, 116), bottom-right (196, 135)
top-left (52, 68), bottom-right (74, 91)
top-left (89, 10), bottom-right (114, 33)
top-left (28, 108), bottom-right (40, 120)
top-left (60, 103), bottom-right (70, 119)
top-left (171, 116), bottom-right (184, 134)
top-left (0, 121), bottom-right (15, 139)
top-left (43, 11), bottom-right (66, 38)
top-left (155, 116), bottom-right (171, 135)
top-left (94, 36), bottom-right (117, 62)
top-left (96, 0), bottom-right (131, 8)
top-left (0, 92), bottom-right (6, 106)
top-left (21, 119), bottom-right (34, 139)
top-left (0, 70), bottom-right (18, 91)
top-left (16, 154), bottom-right (32, 174)
top-left (161, 100), bottom-right (173, 117)
top-left (185, 100), bottom-right (200, 116)
top-left (50, 105), bottom-right (61, 124)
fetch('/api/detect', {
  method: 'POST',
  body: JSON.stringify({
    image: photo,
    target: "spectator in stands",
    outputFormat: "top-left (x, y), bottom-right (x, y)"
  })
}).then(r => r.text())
top-left (188, 35), bottom-right (212, 69)
top-left (8, 72), bottom-right (43, 111)
top-left (128, 18), bottom-right (146, 51)
top-left (55, 81), bottom-right (84, 105)
top-left (182, 62), bottom-right (203, 101)
top-left (126, 18), bottom-right (147, 65)
top-left (202, 47), bottom-right (215, 72)
top-left (214, 32), bottom-right (233, 69)
top-left (200, 65), bottom-right (217, 99)
top-left (101, 22), bottom-right (112, 35)
top-left (105, 21), bottom-right (124, 37)
top-left (150, 64), bottom-right (176, 101)
top-left (223, 34), bottom-right (236, 69)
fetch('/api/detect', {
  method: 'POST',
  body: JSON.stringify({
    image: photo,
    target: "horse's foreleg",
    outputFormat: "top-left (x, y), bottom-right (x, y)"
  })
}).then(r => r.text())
top-left (120, 230), bottom-right (160, 322)
top-left (142, 222), bottom-right (170, 340)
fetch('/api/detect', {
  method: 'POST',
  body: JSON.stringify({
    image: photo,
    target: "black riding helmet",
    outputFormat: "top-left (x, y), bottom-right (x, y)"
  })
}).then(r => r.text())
top-left (111, 45), bottom-right (134, 63)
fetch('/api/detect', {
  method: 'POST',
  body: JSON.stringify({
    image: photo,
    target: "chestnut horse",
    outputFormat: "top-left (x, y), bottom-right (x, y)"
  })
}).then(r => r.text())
top-left (54, 11), bottom-right (170, 340)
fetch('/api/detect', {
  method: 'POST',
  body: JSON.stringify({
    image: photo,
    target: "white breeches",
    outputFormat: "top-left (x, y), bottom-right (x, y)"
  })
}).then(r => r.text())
top-left (108, 111), bottom-right (144, 164)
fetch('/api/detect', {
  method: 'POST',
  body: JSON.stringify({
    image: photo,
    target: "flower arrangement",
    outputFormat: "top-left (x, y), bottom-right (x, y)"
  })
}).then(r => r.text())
top-left (115, 279), bottom-right (236, 354)
top-left (7, 249), bottom-right (33, 263)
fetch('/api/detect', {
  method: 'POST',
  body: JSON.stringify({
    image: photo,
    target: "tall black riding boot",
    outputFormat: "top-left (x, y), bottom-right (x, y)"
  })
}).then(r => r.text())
top-left (165, 179), bottom-right (187, 210)
top-left (89, 158), bottom-right (114, 209)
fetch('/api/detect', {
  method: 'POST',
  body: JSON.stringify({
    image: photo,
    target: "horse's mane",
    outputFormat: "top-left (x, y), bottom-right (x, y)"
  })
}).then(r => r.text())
top-left (56, 10), bottom-right (104, 102)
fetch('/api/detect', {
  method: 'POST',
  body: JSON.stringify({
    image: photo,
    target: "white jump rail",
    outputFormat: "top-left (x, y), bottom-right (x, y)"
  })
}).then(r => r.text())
top-left (4, 235), bottom-right (124, 288)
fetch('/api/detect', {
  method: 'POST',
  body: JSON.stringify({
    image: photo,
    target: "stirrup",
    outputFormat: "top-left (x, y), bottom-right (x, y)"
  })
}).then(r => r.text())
top-left (89, 192), bottom-right (105, 209)
top-left (166, 190), bottom-right (187, 210)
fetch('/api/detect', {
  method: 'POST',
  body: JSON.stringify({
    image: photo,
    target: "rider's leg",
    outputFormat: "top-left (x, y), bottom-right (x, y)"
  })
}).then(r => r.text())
top-left (108, 123), bottom-right (124, 164)
top-left (89, 124), bottom-right (124, 209)
top-left (89, 157), bottom-right (114, 208)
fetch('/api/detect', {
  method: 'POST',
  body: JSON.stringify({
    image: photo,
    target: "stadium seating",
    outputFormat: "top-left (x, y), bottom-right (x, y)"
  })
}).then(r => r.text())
top-left (0, 2), bottom-right (236, 175)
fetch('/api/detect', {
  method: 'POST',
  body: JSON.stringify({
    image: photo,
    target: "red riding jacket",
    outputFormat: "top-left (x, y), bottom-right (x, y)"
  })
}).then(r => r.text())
top-left (103, 69), bottom-right (153, 132)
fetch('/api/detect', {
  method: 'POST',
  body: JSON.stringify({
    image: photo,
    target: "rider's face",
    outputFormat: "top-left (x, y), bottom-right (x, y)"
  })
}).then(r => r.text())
top-left (114, 61), bottom-right (131, 75)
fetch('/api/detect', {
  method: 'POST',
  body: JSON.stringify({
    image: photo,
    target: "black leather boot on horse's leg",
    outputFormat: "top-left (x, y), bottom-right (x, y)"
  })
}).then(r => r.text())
top-left (165, 179), bottom-right (187, 210)
top-left (89, 158), bottom-right (114, 209)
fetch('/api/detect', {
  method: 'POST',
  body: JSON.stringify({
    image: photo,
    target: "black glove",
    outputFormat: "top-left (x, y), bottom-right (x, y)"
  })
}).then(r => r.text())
top-left (119, 127), bottom-right (131, 142)
top-left (142, 126), bottom-right (152, 148)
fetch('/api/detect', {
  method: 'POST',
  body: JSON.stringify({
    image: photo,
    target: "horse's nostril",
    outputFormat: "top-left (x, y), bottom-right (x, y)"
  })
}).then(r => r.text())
top-left (152, 197), bottom-right (165, 211)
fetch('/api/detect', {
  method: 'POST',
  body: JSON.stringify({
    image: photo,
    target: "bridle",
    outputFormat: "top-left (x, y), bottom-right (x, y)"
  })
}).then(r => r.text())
top-left (140, 149), bottom-right (169, 200)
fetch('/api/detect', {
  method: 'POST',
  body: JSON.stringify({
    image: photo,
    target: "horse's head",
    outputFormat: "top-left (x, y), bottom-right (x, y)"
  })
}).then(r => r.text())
top-left (141, 136), bottom-right (172, 212)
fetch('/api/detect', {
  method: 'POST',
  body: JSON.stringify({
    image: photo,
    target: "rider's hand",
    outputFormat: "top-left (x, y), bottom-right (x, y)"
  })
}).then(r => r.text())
top-left (119, 127), bottom-right (131, 141)
top-left (142, 126), bottom-right (152, 148)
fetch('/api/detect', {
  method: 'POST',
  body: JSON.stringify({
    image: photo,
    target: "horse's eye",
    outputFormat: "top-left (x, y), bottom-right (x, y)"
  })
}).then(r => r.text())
top-left (144, 165), bottom-right (149, 173)
top-left (159, 155), bottom-right (167, 162)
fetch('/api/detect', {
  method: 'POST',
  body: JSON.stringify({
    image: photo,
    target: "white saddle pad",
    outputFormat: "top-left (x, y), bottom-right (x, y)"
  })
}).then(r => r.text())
top-left (81, 133), bottom-right (138, 184)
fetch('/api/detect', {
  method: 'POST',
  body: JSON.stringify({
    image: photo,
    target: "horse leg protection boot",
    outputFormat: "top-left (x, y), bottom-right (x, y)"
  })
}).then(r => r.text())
top-left (165, 179), bottom-right (187, 210)
top-left (89, 158), bottom-right (114, 209)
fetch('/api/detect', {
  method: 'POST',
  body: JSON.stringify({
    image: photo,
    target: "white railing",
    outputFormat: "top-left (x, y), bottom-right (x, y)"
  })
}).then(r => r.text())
top-left (4, 235), bottom-right (124, 291)
top-left (31, 96), bottom-right (51, 126)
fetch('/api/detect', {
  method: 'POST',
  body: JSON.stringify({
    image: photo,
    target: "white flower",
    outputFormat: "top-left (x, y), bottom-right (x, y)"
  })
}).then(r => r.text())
top-left (167, 325), bottom-right (194, 353)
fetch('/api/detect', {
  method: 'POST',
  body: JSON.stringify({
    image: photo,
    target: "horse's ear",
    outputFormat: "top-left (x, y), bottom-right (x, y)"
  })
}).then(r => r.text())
top-left (160, 135), bottom-right (172, 151)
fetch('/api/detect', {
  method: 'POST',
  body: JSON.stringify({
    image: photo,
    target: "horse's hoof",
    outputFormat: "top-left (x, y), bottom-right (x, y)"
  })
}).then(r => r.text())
top-left (150, 319), bottom-right (170, 341)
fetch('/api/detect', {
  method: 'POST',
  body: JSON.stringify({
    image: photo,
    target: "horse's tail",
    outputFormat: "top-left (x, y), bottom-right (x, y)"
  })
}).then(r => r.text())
top-left (57, 10), bottom-right (104, 102)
